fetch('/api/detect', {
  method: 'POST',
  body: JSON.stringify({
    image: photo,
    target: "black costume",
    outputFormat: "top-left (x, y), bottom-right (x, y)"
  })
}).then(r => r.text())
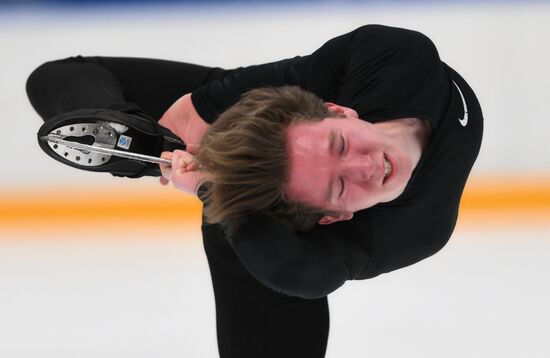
top-left (194, 24), bottom-right (482, 298)
top-left (26, 25), bottom-right (483, 358)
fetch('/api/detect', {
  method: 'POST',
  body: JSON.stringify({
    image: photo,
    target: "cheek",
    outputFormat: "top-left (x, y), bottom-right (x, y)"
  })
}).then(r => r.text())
top-left (348, 124), bottom-right (386, 151)
top-left (395, 149), bottom-right (413, 175)
top-left (341, 186), bottom-right (378, 212)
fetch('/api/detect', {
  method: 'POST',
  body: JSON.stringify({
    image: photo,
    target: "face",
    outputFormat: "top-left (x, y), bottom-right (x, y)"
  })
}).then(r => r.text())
top-left (285, 104), bottom-right (414, 225)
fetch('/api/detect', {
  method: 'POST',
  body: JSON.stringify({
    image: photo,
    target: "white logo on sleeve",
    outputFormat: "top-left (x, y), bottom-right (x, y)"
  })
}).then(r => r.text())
top-left (453, 80), bottom-right (468, 127)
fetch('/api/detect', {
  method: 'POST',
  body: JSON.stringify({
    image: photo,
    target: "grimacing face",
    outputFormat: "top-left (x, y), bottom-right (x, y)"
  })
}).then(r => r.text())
top-left (284, 104), bottom-right (415, 225)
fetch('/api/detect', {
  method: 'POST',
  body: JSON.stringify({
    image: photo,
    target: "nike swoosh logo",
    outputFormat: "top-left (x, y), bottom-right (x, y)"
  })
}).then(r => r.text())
top-left (453, 80), bottom-right (468, 127)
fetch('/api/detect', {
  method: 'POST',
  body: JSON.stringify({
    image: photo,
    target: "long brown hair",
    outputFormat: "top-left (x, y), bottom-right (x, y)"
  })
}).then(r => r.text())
top-left (195, 86), bottom-right (342, 238)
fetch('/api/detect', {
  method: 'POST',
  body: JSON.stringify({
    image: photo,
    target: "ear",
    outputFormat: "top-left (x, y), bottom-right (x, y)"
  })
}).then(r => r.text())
top-left (325, 102), bottom-right (359, 119)
top-left (318, 211), bottom-right (354, 225)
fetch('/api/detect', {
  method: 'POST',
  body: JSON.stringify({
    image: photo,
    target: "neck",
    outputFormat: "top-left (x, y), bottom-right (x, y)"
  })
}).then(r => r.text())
top-left (374, 117), bottom-right (432, 167)
top-left (375, 116), bottom-right (430, 138)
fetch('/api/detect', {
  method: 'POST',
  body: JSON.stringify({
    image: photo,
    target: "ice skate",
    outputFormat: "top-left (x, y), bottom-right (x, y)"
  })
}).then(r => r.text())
top-left (37, 108), bottom-right (186, 178)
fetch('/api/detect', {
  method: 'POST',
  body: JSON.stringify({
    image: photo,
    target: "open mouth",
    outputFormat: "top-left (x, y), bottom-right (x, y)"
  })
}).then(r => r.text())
top-left (383, 154), bottom-right (393, 184)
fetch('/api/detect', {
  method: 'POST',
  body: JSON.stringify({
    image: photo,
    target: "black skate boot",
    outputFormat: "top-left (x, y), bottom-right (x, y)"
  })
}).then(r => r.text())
top-left (37, 105), bottom-right (186, 178)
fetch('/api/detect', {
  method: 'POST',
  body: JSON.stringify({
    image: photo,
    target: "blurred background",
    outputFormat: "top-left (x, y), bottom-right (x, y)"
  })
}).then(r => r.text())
top-left (1, 0), bottom-right (549, 357)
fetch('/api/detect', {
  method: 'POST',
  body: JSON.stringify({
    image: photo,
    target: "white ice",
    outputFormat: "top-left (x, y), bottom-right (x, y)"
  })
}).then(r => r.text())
top-left (0, 227), bottom-right (549, 358)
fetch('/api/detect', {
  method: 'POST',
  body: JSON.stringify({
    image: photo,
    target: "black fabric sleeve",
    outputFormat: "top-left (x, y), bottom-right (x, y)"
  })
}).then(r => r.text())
top-left (197, 184), bottom-right (369, 298)
top-left (191, 57), bottom-right (302, 122)
top-left (191, 24), bottom-right (443, 124)
top-left (229, 212), bottom-right (370, 299)
top-left (190, 27), bottom-right (352, 122)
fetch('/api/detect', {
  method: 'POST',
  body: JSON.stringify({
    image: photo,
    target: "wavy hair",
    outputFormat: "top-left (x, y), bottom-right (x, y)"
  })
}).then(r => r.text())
top-left (195, 86), bottom-right (342, 238)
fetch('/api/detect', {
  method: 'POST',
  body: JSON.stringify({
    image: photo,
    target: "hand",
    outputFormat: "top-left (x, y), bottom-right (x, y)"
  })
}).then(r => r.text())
top-left (159, 93), bottom-right (210, 147)
top-left (159, 149), bottom-right (206, 195)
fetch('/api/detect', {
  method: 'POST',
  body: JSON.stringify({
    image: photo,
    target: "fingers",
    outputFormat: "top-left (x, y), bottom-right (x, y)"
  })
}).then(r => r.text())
top-left (159, 149), bottom-right (201, 190)
top-left (157, 151), bottom-right (205, 195)
top-left (159, 150), bottom-right (191, 182)
top-left (177, 150), bottom-right (196, 178)
top-left (186, 160), bottom-right (199, 172)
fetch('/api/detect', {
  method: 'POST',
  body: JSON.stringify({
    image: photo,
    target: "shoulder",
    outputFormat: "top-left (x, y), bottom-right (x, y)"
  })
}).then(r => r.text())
top-left (350, 24), bottom-right (439, 57)
top-left (353, 24), bottom-right (435, 43)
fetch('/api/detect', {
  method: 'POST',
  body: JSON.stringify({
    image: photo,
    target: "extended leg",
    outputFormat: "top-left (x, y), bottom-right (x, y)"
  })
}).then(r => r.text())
top-left (202, 223), bottom-right (330, 358)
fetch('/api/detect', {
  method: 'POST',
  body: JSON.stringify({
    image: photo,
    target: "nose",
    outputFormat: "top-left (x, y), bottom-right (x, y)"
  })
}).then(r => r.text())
top-left (342, 155), bottom-right (377, 183)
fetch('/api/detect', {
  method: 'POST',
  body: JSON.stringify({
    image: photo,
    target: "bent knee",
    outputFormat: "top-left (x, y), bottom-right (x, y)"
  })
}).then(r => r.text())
top-left (26, 56), bottom-right (84, 98)
top-left (26, 56), bottom-right (86, 119)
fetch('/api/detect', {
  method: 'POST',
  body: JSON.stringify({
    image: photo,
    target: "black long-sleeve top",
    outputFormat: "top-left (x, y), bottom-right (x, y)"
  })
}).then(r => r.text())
top-left (192, 25), bottom-right (483, 299)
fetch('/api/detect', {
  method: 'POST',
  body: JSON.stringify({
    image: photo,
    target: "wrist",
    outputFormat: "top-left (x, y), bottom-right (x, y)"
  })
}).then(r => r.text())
top-left (185, 94), bottom-right (211, 144)
top-left (159, 93), bottom-right (210, 144)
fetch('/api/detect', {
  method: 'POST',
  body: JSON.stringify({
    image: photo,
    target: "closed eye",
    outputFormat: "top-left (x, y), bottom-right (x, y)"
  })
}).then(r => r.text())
top-left (339, 132), bottom-right (346, 197)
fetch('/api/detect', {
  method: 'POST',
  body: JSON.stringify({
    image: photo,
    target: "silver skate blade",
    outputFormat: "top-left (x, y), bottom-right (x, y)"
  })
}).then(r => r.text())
top-left (40, 134), bottom-right (171, 165)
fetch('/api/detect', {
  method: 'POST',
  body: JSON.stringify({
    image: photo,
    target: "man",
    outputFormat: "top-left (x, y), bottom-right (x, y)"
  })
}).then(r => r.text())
top-left (27, 24), bottom-right (483, 358)
top-left (159, 86), bottom-right (432, 236)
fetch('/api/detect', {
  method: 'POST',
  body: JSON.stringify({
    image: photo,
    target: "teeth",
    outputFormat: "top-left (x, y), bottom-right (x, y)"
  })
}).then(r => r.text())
top-left (384, 156), bottom-right (392, 179)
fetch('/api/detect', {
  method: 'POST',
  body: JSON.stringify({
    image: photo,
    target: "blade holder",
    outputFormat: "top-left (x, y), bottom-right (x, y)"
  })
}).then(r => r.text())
top-left (46, 122), bottom-right (118, 167)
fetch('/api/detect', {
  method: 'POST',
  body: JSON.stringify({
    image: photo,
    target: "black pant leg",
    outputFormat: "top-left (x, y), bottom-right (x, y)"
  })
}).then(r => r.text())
top-left (26, 55), bottom-right (225, 121)
top-left (203, 224), bottom-right (330, 358)
top-left (83, 56), bottom-right (226, 120)
top-left (26, 56), bottom-right (127, 121)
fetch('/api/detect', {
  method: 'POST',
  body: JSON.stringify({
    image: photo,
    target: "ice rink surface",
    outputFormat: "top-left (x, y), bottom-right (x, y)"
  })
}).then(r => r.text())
top-left (1, 226), bottom-right (549, 357)
top-left (1, 1), bottom-right (549, 357)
